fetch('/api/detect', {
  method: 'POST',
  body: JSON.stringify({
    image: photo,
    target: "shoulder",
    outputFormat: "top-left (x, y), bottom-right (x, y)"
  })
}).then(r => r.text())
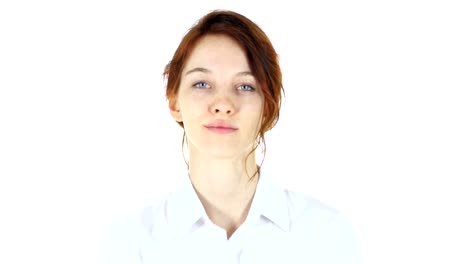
top-left (283, 188), bottom-right (363, 263)
top-left (284, 188), bottom-right (340, 227)
top-left (101, 195), bottom-right (172, 264)
top-left (284, 187), bottom-right (356, 234)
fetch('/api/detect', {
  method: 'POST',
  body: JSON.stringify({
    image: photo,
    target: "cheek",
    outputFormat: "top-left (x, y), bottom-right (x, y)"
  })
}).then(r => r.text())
top-left (251, 98), bottom-right (264, 120)
top-left (245, 101), bottom-right (264, 129)
top-left (179, 98), bottom-right (205, 123)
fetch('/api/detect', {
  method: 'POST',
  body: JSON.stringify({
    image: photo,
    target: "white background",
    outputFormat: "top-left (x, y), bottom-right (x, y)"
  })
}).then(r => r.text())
top-left (1, 0), bottom-right (467, 263)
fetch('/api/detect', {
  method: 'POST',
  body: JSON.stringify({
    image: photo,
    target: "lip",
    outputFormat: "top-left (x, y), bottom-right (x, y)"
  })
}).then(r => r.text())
top-left (204, 120), bottom-right (238, 134)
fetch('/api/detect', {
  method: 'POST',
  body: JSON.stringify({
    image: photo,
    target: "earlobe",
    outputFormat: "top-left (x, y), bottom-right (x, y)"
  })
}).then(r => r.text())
top-left (169, 101), bottom-right (182, 122)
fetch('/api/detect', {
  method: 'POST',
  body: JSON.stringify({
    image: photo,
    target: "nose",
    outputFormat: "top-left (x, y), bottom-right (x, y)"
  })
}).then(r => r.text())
top-left (210, 92), bottom-right (235, 116)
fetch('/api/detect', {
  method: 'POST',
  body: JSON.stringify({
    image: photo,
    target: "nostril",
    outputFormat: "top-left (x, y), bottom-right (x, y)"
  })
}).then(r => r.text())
top-left (214, 108), bottom-right (231, 114)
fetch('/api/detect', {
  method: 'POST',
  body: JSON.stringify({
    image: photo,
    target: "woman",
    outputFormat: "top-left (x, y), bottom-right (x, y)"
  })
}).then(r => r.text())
top-left (107, 9), bottom-right (362, 264)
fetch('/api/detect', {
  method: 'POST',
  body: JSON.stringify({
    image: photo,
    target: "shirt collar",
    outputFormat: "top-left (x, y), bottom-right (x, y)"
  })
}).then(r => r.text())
top-left (163, 174), bottom-right (207, 236)
top-left (250, 168), bottom-right (290, 232)
top-left (162, 169), bottom-right (291, 236)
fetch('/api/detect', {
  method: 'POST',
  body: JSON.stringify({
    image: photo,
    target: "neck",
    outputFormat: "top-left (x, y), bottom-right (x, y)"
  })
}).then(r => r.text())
top-left (188, 151), bottom-right (259, 199)
top-left (187, 149), bottom-right (259, 238)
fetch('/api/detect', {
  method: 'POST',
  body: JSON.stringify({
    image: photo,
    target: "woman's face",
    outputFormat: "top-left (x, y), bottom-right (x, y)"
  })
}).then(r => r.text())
top-left (170, 34), bottom-right (264, 159)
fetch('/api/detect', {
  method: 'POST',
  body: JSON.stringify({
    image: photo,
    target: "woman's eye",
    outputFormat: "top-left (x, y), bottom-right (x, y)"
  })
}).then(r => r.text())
top-left (193, 82), bottom-right (210, 89)
top-left (238, 84), bottom-right (254, 91)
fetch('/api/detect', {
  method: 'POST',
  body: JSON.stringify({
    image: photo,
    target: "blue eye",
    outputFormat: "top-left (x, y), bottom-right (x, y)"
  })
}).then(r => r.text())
top-left (194, 82), bottom-right (210, 89)
top-left (239, 84), bottom-right (254, 91)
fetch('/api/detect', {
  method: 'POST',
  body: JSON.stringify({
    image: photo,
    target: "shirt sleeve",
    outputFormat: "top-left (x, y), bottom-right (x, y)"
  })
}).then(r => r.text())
top-left (100, 213), bottom-right (144, 264)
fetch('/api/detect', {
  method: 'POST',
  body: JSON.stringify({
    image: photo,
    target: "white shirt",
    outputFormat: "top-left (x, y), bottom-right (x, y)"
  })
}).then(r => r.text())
top-left (104, 171), bottom-right (362, 264)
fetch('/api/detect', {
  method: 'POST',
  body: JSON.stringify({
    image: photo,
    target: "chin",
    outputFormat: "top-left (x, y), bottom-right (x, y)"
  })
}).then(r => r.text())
top-left (188, 139), bottom-right (255, 160)
top-left (205, 146), bottom-right (255, 160)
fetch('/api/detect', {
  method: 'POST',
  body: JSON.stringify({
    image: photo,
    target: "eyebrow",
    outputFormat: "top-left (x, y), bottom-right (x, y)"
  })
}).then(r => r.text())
top-left (184, 67), bottom-right (254, 77)
top-left (184, 67), bottom-right (210, 76)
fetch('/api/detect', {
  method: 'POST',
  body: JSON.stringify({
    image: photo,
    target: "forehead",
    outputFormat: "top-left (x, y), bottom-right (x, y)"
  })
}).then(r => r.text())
top-left (184, 34), bottom-right (250, 71)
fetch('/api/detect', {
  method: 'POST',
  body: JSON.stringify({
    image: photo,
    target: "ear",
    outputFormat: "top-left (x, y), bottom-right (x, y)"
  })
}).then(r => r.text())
top-left (169, 99), bottom-right (182, 122)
